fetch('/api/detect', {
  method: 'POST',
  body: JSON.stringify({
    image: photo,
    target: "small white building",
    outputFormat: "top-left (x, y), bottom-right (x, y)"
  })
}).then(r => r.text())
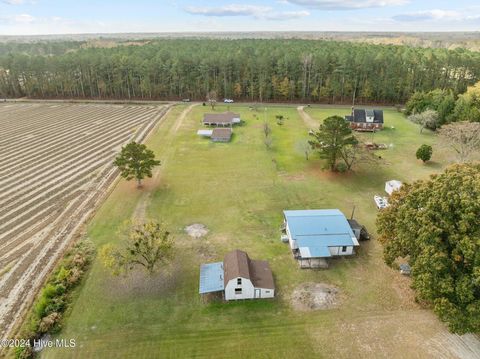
top-left (199, 250), bottom-right (275, 300)
top-left (385, 180), bottom-right (403, 196)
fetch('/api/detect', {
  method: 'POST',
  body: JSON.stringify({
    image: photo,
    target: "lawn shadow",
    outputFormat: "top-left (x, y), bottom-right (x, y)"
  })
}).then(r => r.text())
top-left (101, 258), bottom-right (184, 299)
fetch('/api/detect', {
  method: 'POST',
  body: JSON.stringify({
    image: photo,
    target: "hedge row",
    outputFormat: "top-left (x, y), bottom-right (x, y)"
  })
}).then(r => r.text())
top-left (14, 240), bottom-right (95, 359)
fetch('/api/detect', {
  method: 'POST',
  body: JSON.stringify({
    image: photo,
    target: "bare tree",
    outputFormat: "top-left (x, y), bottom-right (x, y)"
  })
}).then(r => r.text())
top-left (340, 140), bottom-right (381, 170)
top-left (296, 140), bottom-right (312, 160)
top-left (206, 90), bottom-right (217, 110)
top-left (263, 122), bottom-right (272, 138)
top-left (438, 122), bottom-right (480, 163)
top-left (263, 122), bottom-right (272, 149)
top-left (408, 110), bottom-right (439, 133)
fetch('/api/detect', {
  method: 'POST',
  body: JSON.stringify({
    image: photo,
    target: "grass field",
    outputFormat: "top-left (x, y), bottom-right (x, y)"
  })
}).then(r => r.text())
top-left (41, 104), bottom-right (464, 358)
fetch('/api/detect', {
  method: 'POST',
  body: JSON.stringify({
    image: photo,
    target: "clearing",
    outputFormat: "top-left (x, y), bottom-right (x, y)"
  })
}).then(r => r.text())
top-left (33, 104), bottom-right (480, 358)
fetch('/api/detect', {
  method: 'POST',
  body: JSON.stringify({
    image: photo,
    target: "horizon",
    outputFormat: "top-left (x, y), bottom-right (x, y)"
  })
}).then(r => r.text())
top-left (1, 0), bottom-right (479, 36)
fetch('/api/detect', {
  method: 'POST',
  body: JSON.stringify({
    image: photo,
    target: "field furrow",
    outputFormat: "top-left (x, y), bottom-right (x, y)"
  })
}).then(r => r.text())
top-left (0, 102), bottom-right (169, 340)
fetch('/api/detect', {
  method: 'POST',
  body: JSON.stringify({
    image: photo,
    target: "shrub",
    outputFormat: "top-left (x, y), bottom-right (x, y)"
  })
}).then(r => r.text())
top-left (38, 312), bottom-right (61, 334)
top-left (336, 162), bottom-right (348, 173)
top-left (416, 144), bottom-right (433, 163)
top-left (14, 240), bottom-right (95, 359)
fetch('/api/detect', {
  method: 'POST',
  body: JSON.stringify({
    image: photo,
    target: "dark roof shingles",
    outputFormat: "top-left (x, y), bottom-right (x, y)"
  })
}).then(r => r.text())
top-left (223, 250), bottom-right (274, 290)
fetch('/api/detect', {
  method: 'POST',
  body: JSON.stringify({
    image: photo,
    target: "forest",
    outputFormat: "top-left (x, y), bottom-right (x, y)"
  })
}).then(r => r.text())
top-left (1, 39), bottom-right (480, 103)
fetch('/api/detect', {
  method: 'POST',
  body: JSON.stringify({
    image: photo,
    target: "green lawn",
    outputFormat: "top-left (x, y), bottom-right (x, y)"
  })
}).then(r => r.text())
top-left (43, 104), bottom-right (451, 359)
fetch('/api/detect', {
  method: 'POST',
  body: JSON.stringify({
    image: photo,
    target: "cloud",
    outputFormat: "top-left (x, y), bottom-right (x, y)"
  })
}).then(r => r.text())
top-left (283, 0), bottom-right (408, 10)
top-left (185, 4), bottom-right (309, 20)
top-left (1, 0), bottom-right (35, 4)
top-left (264, 10), bottom-right (310, 20)
top-left (0, 13), bottom-right (34, 24)
top-left (185, 4), bottom-right (270, 17)
top-left (392, 9), bottom-right (479, 22)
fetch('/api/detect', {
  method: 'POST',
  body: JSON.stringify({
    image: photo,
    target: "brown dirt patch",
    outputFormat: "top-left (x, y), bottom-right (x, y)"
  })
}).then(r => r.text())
top-left (185, 223), bottom-right (209, 238)
top-left (291, 283), bottom-right (342, 311)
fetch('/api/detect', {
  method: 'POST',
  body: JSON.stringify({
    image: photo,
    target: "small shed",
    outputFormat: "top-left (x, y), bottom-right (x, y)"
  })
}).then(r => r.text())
top-left (385, 180), bottom-right (403, 195)
top-left (211, 128), bottom-right (232, 142)
top-left (199, 250), bottom-right (275, 301)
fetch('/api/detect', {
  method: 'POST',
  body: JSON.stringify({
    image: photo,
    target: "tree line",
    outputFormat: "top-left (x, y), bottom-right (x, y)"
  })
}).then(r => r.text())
top-left (406, 81), bottom-right (480, 128)
top-left (1, 39), bottom-right (480, 103)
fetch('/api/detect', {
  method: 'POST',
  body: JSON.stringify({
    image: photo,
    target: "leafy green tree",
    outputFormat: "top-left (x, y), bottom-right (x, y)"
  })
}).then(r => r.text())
top-left (408, 110), bottom-right (439, 133)
top-left (406, 90), bottom-right (456, 125)
top-left (453, 82), bottom-right (480, 123)
top-left (100, 221), bottom-right (174, 276)
top-left (416, 144), bottom-right (433, 163)
top-left (376, 164), bottom-right (480, 334)
top-left (309, 116), bottom-right (357, 171)
top-left (114, 142), bottom-right (160, 188)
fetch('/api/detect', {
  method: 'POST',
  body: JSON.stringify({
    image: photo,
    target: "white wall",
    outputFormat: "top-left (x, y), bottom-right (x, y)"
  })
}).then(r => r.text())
top-left (258, 288), bottom-right (275, 299)
top-left (286, 223), bottom-right (297, 250)
top-left (225, 278), bottom-right (275, 300)
top-left (225, 277), bottom-right (255, 301)
top-left (328, 246), bottom-right (354, 256)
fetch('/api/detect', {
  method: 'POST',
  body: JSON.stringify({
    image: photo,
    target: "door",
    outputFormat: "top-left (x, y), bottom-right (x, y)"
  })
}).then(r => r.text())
top-left (254, 288), bottom-right (261, 298)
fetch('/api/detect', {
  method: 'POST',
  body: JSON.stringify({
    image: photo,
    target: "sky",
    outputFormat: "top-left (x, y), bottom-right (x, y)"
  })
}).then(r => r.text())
top-left (0, 0), bottom-right (479, 35)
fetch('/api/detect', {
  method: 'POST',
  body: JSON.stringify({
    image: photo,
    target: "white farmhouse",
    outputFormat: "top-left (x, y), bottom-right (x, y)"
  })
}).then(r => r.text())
top-left (283, 209), bottom-right (360, 269)
top-left (199, 250), bottom-right (275, 301)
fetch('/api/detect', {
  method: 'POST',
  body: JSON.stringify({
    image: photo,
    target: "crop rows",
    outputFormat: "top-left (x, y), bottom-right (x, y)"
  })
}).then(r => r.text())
top-left (0, 102), bottom-right (169, 338)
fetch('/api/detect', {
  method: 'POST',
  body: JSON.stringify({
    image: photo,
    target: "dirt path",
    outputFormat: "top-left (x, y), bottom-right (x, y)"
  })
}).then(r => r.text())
top-left (132, 104), bottom-right (197, 221)
top-left (0, 103), bottom-right (171, 340)
top-left (297, 106), bottom-right (318, 130)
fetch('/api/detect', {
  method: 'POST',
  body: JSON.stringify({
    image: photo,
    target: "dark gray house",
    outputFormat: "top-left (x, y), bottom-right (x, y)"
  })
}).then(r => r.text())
top-left (345, 108), bottom-right (384, 131)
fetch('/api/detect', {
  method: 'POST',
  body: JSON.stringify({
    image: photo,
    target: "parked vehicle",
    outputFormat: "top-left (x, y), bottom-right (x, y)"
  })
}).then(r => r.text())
top-left (374, 195), bottom-right (389, 209)
top-left (182, 98), bottom-right (191, 102)
top-left (224, 98), bottom-right (234, 103)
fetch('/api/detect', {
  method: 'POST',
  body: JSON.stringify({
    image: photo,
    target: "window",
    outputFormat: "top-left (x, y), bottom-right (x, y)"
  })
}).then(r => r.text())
top-left (237, 278), bottom-right (242, 285)
top-left (342, 246), bottom-right (348, 252)
top-left (235, 288), bottom-right (242, 294)
top-left (266, 291), bottom-right (270, 294)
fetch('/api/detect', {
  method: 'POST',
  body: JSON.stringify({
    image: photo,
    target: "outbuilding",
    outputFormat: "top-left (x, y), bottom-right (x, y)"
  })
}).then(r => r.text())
top-left (385, 180), bottom-right (403, 195)
top-left (203, 112), bottom-right (241, 127)
top-left (199, 250), bottom-right (275, 300)
top-left (211, 128), bottom-right (232, 142)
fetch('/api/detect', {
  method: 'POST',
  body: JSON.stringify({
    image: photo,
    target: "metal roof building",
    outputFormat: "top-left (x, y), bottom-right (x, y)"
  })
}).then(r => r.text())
top-left (283, 209), bottom-right (359, 261)
top-left (199, 251), bottom-right (275, 300)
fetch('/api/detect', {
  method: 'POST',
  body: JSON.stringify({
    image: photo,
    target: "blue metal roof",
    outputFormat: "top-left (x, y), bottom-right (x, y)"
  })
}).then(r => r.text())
top-left (199, 262), bottom-right (224, 294)
top-left (284, 209), bottom-right (358, 258)
top-left (297, 234), bottom-right (356, 248)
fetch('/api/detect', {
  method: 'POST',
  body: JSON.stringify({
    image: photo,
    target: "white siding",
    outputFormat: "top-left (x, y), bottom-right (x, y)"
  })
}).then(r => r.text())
top-left (257, 288), bottom-right (275, 299)
top-left (225, 277), bottom-right (255, 301)
top-left (328, 246), bottom-right (354, 256)
top-left (286, 223), bottom-right (297, 249)
top-left (225, 278), bottom-right (275, 300)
